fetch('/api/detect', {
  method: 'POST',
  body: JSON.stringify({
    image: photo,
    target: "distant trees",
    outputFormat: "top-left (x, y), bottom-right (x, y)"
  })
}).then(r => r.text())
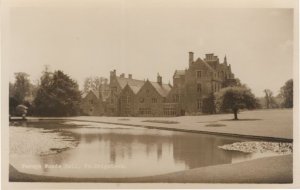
top-left (279, 79), bottom-right (293, 108)
top-left (34, 69), bottom-right (81, 116)
top-left (202, 93), bottom-right (216, 114)
top-left (11, 72), bottom-right (31, 104)
top-left (215, 86), bottom-right (257, 120)
top-left (83, 76), bottom-right (107, 94)
top-left (9, 72), bottom-right (35, 115)
top-left (263, 89), bottom-right (278, 109)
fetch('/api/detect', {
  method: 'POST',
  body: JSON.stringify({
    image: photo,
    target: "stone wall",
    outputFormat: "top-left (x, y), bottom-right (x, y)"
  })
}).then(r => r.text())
top-left (135, 81), bottom-right (165, 117)
top-left (80, 92), bottom-right (103, 116)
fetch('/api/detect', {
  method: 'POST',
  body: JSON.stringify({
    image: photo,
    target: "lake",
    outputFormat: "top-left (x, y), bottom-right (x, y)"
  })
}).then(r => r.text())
top-left (9, 120), bottom-right (278, 178)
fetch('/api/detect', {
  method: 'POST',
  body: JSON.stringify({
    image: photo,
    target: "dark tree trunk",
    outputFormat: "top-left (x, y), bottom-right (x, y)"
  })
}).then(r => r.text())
top-left (233, 108), bottom-right (238, 120)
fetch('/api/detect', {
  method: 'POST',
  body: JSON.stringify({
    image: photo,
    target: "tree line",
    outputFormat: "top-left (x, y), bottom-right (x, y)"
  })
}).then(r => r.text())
top-left (9, 67), bottom-right (294, 119)
top-left (195, 79), bottom-right (293, 119)
top-left (9, 67), bottom-right (81, 117)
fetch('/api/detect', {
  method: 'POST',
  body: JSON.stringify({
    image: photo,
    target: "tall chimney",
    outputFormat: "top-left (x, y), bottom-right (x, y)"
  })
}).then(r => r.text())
top-left (157, 73), bottom-right (162, 85)
top-left (189, 52), bottom-right (194, 66)
top-left (110, 70), bottom-right (116, 85)
top-left (110, 69), bottom-right (116, 77)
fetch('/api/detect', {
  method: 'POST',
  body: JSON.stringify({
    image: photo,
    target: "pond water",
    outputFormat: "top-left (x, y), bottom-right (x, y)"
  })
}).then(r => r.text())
top-left (9, 120), bottom-right (279, 178)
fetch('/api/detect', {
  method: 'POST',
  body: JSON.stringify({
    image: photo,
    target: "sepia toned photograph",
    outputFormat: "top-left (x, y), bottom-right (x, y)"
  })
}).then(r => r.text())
top-left (1, 0), bottom-right (299, 189)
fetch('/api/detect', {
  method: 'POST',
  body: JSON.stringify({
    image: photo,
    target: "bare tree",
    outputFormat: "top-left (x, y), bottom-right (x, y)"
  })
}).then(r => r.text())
top-left (83, 76), bottom-right (106, 93)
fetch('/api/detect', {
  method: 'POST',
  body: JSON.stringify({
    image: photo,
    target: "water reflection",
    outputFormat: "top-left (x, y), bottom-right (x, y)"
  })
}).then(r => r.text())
top-left (10, 121), bottom-right (259, 178)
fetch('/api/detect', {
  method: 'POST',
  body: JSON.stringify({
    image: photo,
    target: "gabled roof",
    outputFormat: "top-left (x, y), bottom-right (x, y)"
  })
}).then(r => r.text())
top-left (82, 90), bottom-right (99, 99)
top-left (116, 77), bottom-right (145, 94)
top-left (150, 82), bottom-right (172, 97)
top-left (194, 57), bottom-right (215, 72)
top-left (174, 70), bottom-right (186, 78)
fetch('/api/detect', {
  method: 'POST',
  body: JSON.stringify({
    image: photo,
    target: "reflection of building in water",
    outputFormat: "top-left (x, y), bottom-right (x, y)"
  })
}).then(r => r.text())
top-left (33, 127), bottom-right (250, 177)
top-left (74, 129), bottom-right (248, 169)
top-left (172, 135), bottom-right (245, 169)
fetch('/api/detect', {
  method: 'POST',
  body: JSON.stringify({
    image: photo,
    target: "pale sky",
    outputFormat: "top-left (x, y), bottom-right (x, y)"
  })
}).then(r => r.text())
top-left (5, 0), bottom-right (294, 97)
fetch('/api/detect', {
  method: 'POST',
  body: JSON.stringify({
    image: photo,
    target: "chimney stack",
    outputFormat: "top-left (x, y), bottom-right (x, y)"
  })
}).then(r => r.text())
top-left (110, 70), bottom-right (116, 84)
top-left (128, 74), bottom-right (132, 79)
top-left (120, 73), bottom-right (125, 78)
top-left (157, 73), bottom-right (162, 85)
top-left (205, 53), bottom-right (214, 61)
top-left (110, 69), bottom-right (116, 77)
top-left (189, 52), bottom-right (194, 66)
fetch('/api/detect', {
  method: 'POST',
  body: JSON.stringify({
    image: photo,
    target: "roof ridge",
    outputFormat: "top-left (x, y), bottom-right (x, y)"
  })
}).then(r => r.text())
top-left (196, 57), bottom-right (215, 72)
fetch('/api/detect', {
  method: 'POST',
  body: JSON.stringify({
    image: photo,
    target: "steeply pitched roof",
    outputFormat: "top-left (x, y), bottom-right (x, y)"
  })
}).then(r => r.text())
top-left (116, 77), bottom-right (145, 94)
top-left (194, 58), bottom-right (215, 72)
top-left (174, 70), bottom-right (186, 78)
top-left (150, 82), bottom-right (172, 97)
top-left (82, 90), bottom-right (99, 99)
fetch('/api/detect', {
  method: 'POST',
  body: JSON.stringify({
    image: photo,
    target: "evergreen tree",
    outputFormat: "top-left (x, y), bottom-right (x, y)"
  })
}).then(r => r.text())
top-left (34, 70), bottom-right (81, 116)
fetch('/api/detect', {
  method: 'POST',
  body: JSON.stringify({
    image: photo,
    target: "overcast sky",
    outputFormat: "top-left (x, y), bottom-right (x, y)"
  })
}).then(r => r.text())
top-left (6, 0), bottom-right (294, 97)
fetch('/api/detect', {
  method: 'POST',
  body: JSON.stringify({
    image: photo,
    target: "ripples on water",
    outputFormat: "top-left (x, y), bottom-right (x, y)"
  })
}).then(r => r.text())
top-left (9, 120), bottom-right (285, 178)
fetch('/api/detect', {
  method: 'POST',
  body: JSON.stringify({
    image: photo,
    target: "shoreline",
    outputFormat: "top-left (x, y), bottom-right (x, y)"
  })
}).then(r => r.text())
top-left (9, 109), bottom-right (293, 183)
top-left (22, 117), bottom-right (293, 143)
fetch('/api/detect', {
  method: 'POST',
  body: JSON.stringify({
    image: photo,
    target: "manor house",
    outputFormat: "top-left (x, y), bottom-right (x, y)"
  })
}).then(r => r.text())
top-left (80, 52), bottom-right (237, 116)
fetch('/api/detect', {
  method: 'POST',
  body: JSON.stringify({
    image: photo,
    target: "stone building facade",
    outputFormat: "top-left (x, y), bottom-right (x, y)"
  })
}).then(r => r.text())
top-left (168, 52), bottom-right (236, 114)
top-left (80, 90), bottom-right (104, 116)
top-left (134, 76), bottom-right (172, 117)
top-left (81, 52), bottom-right (236, 117)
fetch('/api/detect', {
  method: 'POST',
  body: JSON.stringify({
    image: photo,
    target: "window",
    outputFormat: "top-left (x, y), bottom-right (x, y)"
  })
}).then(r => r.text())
top-left (173, 94), bottom-right (179, 102)
top-left (197, 83), bottom-right (202, 93)
top-left (90, 99), bottom-right (94, 105)
top-left (139, 108), bottom-right (151, 115)
top-left (197, 100), bottom-right (202, 111)
top-left (152, 98), bottom-right (157, 103)
top-left (127, 96), bottom-right (130, 103)
top-left (140, 98), bottom-right (144, 103)
top-left (122, 95), bottom-right (130, 104)
top-left (197, 71), bottom-right (202, 78)
top-left (163, 108), bottom-right (176, 116)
